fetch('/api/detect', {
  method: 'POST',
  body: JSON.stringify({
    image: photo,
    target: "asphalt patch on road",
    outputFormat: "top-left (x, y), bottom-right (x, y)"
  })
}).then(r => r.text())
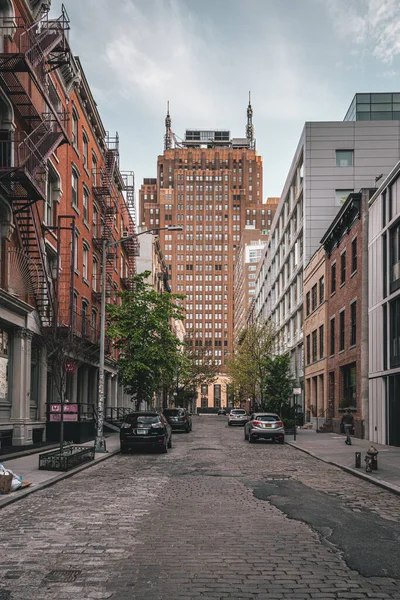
top-left (253, 479), bottom-right (400, 579)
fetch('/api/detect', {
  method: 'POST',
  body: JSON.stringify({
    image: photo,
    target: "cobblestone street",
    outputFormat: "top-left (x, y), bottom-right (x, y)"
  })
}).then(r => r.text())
top-left (1, 417), bottom-right (400, 600)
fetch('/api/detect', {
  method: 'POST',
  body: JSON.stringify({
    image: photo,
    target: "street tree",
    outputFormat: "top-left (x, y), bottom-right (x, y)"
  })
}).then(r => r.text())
top-left (106, 272), bottom-right (185, 410)
top-left (262, 353), bottom-right (295, 418)
top-left (227, 321), bottom-right (275, 409)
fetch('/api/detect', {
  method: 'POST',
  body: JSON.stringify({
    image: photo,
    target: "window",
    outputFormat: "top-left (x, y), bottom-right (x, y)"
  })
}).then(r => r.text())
top-left (92, 256), bottom-right (99, 291)
top-left (319, 325), bottom-right (324, 359)
top-left (341, 363), bottom-right (356, 408)
top-left (319, 276), bottom-right (324, 304)
top-left (390, 297), bottom-right (400, 368)
top-left (82, 300), bottom-right (88, 337)
top-left (92, 205), bottom-right (99, 237)
top-left (83, 132), bottom-right (89, 169)
top-left (339, 310), bottom-right (345, 351)
top-left (311, 284), bottom-right (317, 311)
top-left (45, 165), bottom-right (60, 227)
top-left (92, 153), bottom-right (98, 185)
top-left (214, 384), bottom-right (221, 408)
top-left (306, 291), bottom-right (311, 316)
top-left (72, 109), bottom-right (78, 147)
top-left (72, 169), bottom-right (78, 207)
top-left (336, 150), bottom-right (353, 167)
top-left (330, 318), bottom-right (335, 356)
top-left (350, 302), bottom-right (356, 346)
top-left (312, 330), bottom-right (317, 362)
top-left (82, 244), bottom-right (89, 280)
top-left (83, 186), bottom-right (89, 222)
top-left (335, 189), bottom-right (353, 206)
top-left (351, 238), bottom-right (357, 273)
top-left (390, 221), bottom-right (400, 293)
top-left (306, 334), bottom-right (311, 365)
top-left (331, 263), bottom-right (336, 294)
top-left (201, 384), bottom-right (208, 396)
top-left (340, 251), bottom-right (346, 284)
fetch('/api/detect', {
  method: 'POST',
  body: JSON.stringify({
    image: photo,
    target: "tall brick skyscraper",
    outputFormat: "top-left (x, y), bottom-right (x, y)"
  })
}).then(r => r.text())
top-left (140, 100), bottom-right (265, 408)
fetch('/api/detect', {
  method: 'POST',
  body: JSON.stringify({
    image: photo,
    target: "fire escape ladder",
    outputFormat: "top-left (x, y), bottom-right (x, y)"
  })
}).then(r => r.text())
top-left (27, 7), bottom-right (70, 70)
top-left (120, 171), bottom-right (137, 289)
top-left (12, 200), bottom-right (55, 327)
top-left (19, 112), bottom-right (63, 176)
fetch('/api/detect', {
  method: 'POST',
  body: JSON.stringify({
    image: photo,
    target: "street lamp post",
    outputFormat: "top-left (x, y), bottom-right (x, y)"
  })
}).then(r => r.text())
top-left (94, 225), bottom-right (183, 452)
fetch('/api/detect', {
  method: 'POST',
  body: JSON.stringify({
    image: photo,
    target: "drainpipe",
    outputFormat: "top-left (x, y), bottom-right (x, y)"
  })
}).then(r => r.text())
top-left (360, 189), bottom-right (370, 439)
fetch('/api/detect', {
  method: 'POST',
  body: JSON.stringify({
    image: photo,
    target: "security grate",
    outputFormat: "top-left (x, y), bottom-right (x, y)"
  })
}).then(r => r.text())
top-left (44, 570), bottom-right (81, 583)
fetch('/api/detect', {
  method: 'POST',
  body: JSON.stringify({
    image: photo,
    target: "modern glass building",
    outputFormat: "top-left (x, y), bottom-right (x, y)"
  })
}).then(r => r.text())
top-left (344, 93), bottom-right (400, 121)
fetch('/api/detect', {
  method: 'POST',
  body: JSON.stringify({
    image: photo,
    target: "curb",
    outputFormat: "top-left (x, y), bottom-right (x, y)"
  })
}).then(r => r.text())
top-left (0, 447), bottom-right (120, 510)
top-left (287, 441), bottom-right (400, 497)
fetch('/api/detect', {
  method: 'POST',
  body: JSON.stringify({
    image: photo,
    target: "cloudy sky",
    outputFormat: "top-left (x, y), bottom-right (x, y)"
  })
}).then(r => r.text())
top-left (50, 0), bottom-right (400, 216)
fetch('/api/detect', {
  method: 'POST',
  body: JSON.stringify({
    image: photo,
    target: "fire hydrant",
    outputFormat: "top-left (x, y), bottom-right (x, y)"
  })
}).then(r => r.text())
top-left (365, 446), bottom-right (378, 473)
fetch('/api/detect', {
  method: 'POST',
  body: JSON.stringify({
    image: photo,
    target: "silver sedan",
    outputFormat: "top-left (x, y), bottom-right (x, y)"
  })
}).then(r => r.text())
top-left (244, 412), bottom-right (285, 444)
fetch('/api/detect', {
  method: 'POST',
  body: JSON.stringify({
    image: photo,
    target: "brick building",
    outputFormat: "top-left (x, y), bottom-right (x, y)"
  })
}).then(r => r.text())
top-left (140, 101), bottom-right (266, 410)
top-left (303, 247), bottom-right (327, 429)
top-left (321, 192), bottom-right (368, 437)
top-left (0, 1), bottom-right (135, 449)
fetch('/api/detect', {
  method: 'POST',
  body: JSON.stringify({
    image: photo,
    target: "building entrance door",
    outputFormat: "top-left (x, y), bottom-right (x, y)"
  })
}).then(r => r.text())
top-left (388, 374), bottom-right (400, 446)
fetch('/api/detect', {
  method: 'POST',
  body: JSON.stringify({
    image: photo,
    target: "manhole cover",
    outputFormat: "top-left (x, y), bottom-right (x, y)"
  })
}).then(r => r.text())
top-left (44, 570), bottom-right (81, 583)
top-left (0, 591), bottom-right (11, 600)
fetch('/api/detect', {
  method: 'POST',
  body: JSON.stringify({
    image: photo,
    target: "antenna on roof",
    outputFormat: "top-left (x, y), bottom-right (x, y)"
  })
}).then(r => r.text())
top-left (246, 91), bottom-right (255, 149)
top-left (164, 101), bottom-right (172, 151)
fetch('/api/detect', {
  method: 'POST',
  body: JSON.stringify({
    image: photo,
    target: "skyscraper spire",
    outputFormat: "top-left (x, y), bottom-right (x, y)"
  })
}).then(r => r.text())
top-left (246, 91), bottom-right (255, 149)
top-left (164, 101), bottom-right (172, 151)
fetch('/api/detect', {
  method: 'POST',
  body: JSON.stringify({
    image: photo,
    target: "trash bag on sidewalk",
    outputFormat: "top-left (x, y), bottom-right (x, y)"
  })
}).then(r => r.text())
top-left (0, 463), bottom-right (22, 492)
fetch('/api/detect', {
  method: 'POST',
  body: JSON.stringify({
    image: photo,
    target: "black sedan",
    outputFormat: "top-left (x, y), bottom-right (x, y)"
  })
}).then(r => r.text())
top-left (163, 408), bottom-right (192, 433)
top-left (120, 412), bottom-right (172, 453)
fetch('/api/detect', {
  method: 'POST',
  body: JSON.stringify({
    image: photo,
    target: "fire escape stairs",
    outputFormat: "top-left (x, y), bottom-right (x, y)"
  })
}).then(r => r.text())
top-left (12, 201), bottom-right (55, 327)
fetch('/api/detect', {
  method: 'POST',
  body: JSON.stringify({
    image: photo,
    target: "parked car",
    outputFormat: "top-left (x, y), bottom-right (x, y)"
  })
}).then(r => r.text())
top-left (228, 408), bottom-right (248, 426)
top-left (244, 412), bottom-right (285, 444)
top-left (120, 412), bottom-right (172, 453)
top-left (163, 408), bottom-right (192, 433)
top-left (217, 408), bottom-right (226, 416)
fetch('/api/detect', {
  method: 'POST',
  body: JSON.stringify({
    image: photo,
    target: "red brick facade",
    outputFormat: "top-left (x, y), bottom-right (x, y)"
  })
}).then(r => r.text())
top-left (323, 194), bottom-right (363, 436)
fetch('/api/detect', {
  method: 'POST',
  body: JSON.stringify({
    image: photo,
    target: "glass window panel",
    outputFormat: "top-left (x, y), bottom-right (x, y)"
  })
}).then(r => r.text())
top-left (357, 94), bottom-right (370, 103)
top-left (371, 112), bottom-right (393, 120)
top-left (336, 151), bottom-right (353, 167)
top-left (393, 112), bottom-right (400, 120)
top-left (357, 112), bottom-right (371, 120)
top-left (335, 189), bottom-right (353, 206)
top-left (371, 93), bottom-right (392, 103)
top-left (357, 104), bottom-right (370, 112)
top-left (393, 94), bottom-right (400, 103)
top-left (371, 103), bottom-right (392, 111)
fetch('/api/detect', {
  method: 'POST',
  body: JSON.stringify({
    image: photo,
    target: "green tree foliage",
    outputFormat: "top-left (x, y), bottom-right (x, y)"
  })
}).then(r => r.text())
top-left (106, 272), bottom-right (185, 409)
top-left (227, 321), bottom-right (275, 408)
top-left (262, 354), bottom-right (295, 418)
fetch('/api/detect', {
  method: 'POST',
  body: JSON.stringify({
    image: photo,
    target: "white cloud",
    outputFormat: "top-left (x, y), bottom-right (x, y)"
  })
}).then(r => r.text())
top-left (324, 0), bottom-right (400, 64)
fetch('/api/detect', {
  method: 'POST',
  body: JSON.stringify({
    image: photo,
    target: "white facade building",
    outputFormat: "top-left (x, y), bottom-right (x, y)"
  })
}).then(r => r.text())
top-left (255, 111), bottom-right (400, 405)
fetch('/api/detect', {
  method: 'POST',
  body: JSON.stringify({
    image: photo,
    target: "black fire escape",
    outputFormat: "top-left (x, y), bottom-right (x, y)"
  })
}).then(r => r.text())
top-left (0, 6), bottom-right (71, 328)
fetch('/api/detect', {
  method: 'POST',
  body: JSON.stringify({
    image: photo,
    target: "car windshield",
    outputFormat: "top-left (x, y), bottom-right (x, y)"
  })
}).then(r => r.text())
top-left (231, 409), bottom-right (246, 414)
top-left (164, 409), bottom-right (184, 416)
top-left (254, 415), bottom-right (280, 422)
top-left (124, 414), bottom-right (159, 424)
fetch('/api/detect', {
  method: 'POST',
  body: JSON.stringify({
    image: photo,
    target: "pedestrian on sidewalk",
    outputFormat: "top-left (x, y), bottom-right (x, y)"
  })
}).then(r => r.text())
top-left (341, 409), bottom-right (355, 445)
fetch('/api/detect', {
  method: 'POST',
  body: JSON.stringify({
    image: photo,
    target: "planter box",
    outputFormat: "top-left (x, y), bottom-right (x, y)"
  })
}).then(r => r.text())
top-left (38, 445), bottom-right (95, 472)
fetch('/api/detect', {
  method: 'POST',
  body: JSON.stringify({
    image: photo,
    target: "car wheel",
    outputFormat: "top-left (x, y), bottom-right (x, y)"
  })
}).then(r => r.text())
top-left (278, 437), bottom-right (285, 445)
top-left (161, 440), bottom-right (168, 453)
top-left (167, 437), bottom-right (172, 448)
top-left (185, 426), bottom-right (190, 433)
top-left (249, 434), bottom-right (255, 443)
top-left (228, 422), bottom-right (232, 427)
top-left (244, 430), bottom-right (249, 440)
top-left (120, 446), bottom-right (129, 454)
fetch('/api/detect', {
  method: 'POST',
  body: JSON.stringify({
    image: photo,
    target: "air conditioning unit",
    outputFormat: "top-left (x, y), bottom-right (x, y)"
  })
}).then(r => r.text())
top-left (122, 230), bottom-right (129, 238)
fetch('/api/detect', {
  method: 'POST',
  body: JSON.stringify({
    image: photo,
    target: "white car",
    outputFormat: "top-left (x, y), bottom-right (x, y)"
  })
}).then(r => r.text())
top-left (228, 409), bottom-right (248, 426)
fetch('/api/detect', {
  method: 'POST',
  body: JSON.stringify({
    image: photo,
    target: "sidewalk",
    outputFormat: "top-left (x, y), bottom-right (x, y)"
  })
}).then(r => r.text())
top-left (286, 429), bottom-right (400, 495)
top-left (0, 434), bottom-right (120, 509)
